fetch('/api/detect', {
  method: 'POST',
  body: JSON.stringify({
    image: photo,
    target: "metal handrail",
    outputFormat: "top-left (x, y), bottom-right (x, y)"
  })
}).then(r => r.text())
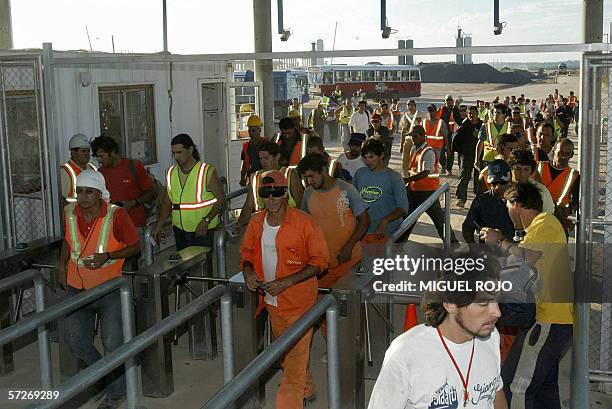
top-left (30, 284), bottom-right (233, 409)
top-left (202, 294), bottom-right (340, 409)
top-left (143, 218), bottom-right (172, 266)
top-left (385, 182), bottom-right (451, 258)
top-left (216, 186), bottom-right (248, 279)
top-left (0, 269), bottom-right (52, 388)
top-left (0, 277), bottom-right (137, 408)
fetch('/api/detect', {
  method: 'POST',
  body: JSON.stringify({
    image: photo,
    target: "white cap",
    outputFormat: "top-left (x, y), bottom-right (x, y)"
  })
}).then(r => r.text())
top-left (76, 170), bottom-right (110, 202)
top-left (69, 133), bottom-right (90, 149)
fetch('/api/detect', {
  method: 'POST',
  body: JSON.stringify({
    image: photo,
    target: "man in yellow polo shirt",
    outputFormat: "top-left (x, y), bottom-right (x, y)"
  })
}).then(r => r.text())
top-left (481, 182), bottom-right (572, 409)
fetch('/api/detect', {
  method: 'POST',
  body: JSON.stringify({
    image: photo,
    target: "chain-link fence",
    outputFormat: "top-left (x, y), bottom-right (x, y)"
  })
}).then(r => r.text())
top-left (0, 60), bottom-right (47, 316)
top-left (588, 67), bottom-right (612, 377)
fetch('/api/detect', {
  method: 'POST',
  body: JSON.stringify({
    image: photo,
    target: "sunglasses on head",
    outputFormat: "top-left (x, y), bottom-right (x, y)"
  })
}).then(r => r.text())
top-left (258, 186), bottom-right (286, 198)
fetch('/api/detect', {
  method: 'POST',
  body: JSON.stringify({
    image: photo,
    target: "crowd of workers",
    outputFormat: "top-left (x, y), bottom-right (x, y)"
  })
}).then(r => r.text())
top-left (54, 83), bottom-right (580, 408)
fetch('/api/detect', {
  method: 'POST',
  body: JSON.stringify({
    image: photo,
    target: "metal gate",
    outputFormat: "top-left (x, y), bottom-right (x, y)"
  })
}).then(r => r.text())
top-left (0, 57), bottom-right (49, 250)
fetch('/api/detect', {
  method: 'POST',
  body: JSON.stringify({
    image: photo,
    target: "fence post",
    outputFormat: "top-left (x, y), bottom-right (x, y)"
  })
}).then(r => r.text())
top-left (33, 273), bottom-right (52, 388)
top-left (120, 282), bottom-right (139, 409)
top-left (326, 302), bottom-right (340, 409)
top-left (220, 290), bottom-right (234, 384)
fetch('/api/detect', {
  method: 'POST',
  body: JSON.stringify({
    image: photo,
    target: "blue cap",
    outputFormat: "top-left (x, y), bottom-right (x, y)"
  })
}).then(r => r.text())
top-left (487, 159), bottom-right (511, 184)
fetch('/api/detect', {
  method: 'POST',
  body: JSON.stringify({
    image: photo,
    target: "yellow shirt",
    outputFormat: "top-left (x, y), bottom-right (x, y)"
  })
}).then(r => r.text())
top-left (520, 212), bottom-right (573, 324)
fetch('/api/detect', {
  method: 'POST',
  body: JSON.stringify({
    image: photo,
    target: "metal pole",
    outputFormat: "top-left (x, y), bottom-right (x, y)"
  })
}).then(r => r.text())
top-left (380, 0), bottom-right (387, 30)
top-left (493, 0), bottom-right (500, 27)
top-left (0, 0), bottom-right (13, 49)
top-left (162, 0), bottom-right (168, 52)
top-left (253, 0), bottom-right (275, 137)
top-left (33, 275), bottom-right (52, 389)
top-left (444, 187), bottom-right (451, 253)
top-left (220, 291), bottom-right (234, 384)
top-left (119, 283), bottom-right (138, 409)
top-left (144, 222), bottom-right (156, 266)
top-left (202, 295), bottom-right (336, 409)
top-left (276, 0), bottom-right (284, 34)
top-left (30, 285), bottom-right (227, 409)
top-left (326, 303), bottom-right (340, 409)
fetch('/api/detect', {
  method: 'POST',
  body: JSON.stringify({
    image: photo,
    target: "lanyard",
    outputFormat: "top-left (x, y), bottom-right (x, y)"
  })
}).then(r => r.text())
top-left (436, 327), bottom-right (475, 407)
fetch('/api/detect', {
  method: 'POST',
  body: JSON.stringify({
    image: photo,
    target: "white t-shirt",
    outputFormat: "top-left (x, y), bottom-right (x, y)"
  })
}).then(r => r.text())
top-left (337, 152), bottom-right (366, 179)
top-left (349, 111), bottom-right (370, 134)
top-left (368, 324), bottom-right (503, 409)
top-left (261, 217), bottom-right (280, 307)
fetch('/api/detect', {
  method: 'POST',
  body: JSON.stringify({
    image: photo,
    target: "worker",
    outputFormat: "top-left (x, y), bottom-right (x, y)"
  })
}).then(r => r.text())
top-left (332, 85), bottom-right (343, 102)
top-left (287, 97), bottom-right (303, 126)
top-left (241, 170), bottom-right (328, 409)
top-left (555, 98), bottom-right (573, 138)
top-left (436, 95), bottom-right (460, 175)
top-left (369, 254), bottom-right (507, 409)
top-left (335, 98), bottom-right (354, 149)
top-left (544, 109), bottom-right (563, 139)
top-left (325, 98), bottom-right (339, 142)
top-left (61, 133), bottom-right (97, 204)
top-left (235, 141), bottom-right (303, 231)
top-left (304, 136), bottom-right (345, 179)
top-left (517, 97), bottom-right (527, 118)
top-left (399, 99), bottom-right (423, 175)
top-left (531, 123), bottom-right (554, 163)
top-left (401, 125), bottom-right (457, 243)
top-left (239, 114), bottom-right (265, 187)
top-left (378, 102), bottom-right (394, 133)
top-left (353, 138), bottom-right (408, 238)
top-left (59, 170), bottom-right (139, 409)
top-left (153, 133), bottom-right (226, 250)
top-left (462, 160), bottom-right (514, 243)
top-left (308, 102), bottom-right (327, 142)
top-left (349, 100), bottom-right (371, 136)
top-left (298, 153), bottom-right (369, 288)
top-left (287, 109), bottom-right (313, 138)
top-left (476, 134), bottom-right (519, 194)
top-left (367, 113), bottom-right (392, 166)
top-left (423, 104), bottom-right (448, 173)
top-left (538, 139), bottom-right (580, 231)
top-left (477, 100), bottom-right (488, 121)
top-left (476, 103), bottom-right (509, 170)
top-left (237, 104), bottom-right (254, 138)
top-left (320, 94), bottom-right (330, 108)
top-left (567, 90), bottom-right (578, 109)
top-left (336, 133), bottom-right (367, 183)
top-left (481, 182), bottom-right (573, 408)
top-left (91, 136), bottom-right (157, 270)
top-left (277, 117), bottom-right (308, 168)
top-left (507, 149), bottom-right (555, 215)
top-left (390, 98), bottom-right (402, 133)
top-left (451, 105), bottom-right (483, 208)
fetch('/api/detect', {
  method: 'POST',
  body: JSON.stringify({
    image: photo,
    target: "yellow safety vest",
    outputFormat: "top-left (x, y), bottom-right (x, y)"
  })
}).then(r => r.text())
top-left (339, 106), bottom-right (353, 125)
top-left (483, 121), bottom-right (509, 162)
top-left (251, 167), bottom-right (296, 212)
top-left (166, 161), bottom-right (219, 232)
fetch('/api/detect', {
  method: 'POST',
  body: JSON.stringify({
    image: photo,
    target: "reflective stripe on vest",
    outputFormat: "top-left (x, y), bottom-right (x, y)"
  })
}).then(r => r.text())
top-left (328, 159), bottom-right (337, 177)
top-left (424, 118), bottom-right (444, 149)
top-left (408, 145), bottom-right (440, 191)
top-left (538, 162), bottom-right (577, 206)
top-left (63, 161), bottom-right (97, 202)
top-left (166, 162), bottom-right (219, 231)
top-left (65, 203), bottom-right (120, 267)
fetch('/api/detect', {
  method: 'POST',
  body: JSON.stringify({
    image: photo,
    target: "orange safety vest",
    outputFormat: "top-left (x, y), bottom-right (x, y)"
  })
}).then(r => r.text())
top-left (424, 118), bottom-right (444, 149)
top-left (537, 162), bottom-right (578, 206)
top-left (277, 132), bottom-right (308, 168)
top-left (408, 144), bottom-right (440, 191)
top-left (381, 113), bottom-right (394, 130)
top-left (391, 103), bottom-right (401, 117)
top-left (64, 203), bottom-right (125, 289)
top-left (61, 161), bottom-right (97, 202)
top-left (568, 95), bottom-right (578, 108)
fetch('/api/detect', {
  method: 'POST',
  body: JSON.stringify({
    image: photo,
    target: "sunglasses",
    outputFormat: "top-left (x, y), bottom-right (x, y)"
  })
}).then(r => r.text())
top-left (258, 186), bottom-right (286, 198)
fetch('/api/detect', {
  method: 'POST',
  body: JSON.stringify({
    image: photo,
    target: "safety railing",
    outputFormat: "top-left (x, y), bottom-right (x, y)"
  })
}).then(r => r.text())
top-left (0, 269), bottom-right (51, 388)
top-left (384, 182), bottom-right (451, 258)
top-left (29, 284), bottom-right (233, 409)
top-left (202, 293), bottom-right (340, 409)
top-left (0, 277), bottom-right (136, 408)
top-left (215, 187), bottom-right (248, 279)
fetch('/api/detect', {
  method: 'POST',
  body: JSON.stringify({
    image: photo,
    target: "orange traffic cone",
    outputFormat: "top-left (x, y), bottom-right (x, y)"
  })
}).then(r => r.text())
top-left (403, 304), bottom-right (418, 332)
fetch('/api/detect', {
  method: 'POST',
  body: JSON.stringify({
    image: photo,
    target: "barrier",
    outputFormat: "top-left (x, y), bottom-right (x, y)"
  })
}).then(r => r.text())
top-left (215, 186), bottom-right (248, 279)
top-left (202, 293), bottom-right (339, 409)
top-left (30, 284), bottom-right (233, 409)
top-left (0, 276), bottom-right (136, 407)
top-left (0, 269), bottom-right (51, 388)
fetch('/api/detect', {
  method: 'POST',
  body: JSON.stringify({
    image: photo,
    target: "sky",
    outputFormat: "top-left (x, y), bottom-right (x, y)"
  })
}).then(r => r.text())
top-left (10, 0), bottom-right (612, 64)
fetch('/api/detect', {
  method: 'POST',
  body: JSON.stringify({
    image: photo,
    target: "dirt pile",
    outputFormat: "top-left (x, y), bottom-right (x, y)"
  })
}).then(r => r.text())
top-left (420, 63), bottom-right (534, 85)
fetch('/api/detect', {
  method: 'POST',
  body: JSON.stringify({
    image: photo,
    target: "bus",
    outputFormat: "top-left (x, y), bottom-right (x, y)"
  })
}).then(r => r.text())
top-left (234, 69), bottom-right (309, 121)
top-left (307, 64), bottom-right (421, 100)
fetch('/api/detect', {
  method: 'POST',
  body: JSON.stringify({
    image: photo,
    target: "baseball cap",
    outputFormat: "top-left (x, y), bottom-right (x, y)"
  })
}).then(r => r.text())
top-left (260, 170), bottom-right (287, 188)
top-left (69, 133), bottom-right (91, 150)
top-left (487, 159), bottom-right (511, 184)
top-left (444, 94), bottom-right (453, 101)
top-left (348, 133), bottom-right (366, 146)
top-left (407, 125), bottom-right (426, 138)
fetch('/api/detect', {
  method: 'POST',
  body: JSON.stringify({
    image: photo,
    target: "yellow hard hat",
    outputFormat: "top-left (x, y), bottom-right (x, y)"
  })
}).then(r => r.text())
top-left (288, 109), bottom-right (301, 118)
top-left (239, 104), bottom-right (254, 114)
top-left (247, 115), bottom-right (263, 127)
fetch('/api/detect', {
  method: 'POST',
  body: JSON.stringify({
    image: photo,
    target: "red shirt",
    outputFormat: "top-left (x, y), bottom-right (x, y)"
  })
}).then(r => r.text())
top-left (70, 201), bottom-right (139, 247)
top-left (98, 159), bottom-right (153, 227)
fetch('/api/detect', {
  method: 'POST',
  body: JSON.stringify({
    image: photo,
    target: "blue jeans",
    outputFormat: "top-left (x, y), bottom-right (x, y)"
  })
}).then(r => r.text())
top-left (64, 287), bottom-right (126, 399)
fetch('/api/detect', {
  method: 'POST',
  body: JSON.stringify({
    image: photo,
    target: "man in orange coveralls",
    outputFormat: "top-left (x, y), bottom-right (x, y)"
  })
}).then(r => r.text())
top-left (240, 169), bottom-right (329, 408)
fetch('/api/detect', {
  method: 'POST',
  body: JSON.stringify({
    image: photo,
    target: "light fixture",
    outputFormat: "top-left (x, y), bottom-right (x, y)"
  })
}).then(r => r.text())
top-left (280, 29), bottom-right (291, 42)
top-left (382, 27), bottom-right (392, 39)
top-left (277, 0), bottom-right (292, 42)
top-left (493, 0), bottom-right (505, 35)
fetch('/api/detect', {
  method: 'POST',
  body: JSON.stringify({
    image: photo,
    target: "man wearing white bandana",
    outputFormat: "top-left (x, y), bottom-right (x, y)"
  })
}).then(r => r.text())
top-left (58, 169), bottom-right (139, 409)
